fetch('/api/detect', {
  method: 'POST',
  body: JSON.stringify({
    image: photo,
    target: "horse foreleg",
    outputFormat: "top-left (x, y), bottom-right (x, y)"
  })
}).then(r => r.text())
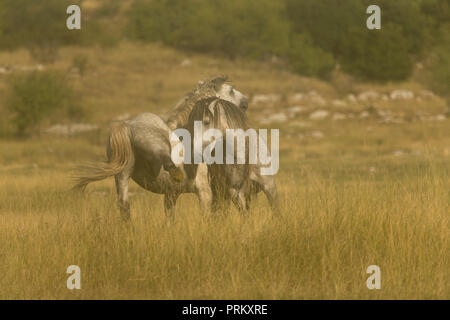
top-left (194, 163), bottom-right (212, 214)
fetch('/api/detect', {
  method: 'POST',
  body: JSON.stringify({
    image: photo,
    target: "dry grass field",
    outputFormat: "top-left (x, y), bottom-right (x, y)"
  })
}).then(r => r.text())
top-left (0, 42), bottom-right (448, 299)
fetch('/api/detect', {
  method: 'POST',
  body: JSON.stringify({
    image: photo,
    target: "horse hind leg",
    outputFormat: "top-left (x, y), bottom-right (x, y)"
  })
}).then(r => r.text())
top-left (115, 168), bottom-right (133, 221)
top-left (194, 163), bottom-right (213, 214)
top-left (230, 188), bottom-right (248, 214)
top-left (250, 170), bottom-right (280, 214)
top-left (263, 181), bottom-right (280, 215)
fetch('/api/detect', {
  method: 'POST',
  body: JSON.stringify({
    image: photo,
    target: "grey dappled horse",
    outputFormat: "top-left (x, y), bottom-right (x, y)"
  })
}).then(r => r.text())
top-left (185, 97), bottom-right (251, 212)
top-left (167, 77), bottom-right (279, 212)
top-left (73, 113), bottom-right (185, 220)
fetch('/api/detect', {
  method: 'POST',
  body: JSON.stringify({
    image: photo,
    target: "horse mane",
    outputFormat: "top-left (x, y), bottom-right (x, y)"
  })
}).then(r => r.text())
top-left (165, 76), bottom-right (229, 130)
top-left (186, 97), bottom-right (248, 133)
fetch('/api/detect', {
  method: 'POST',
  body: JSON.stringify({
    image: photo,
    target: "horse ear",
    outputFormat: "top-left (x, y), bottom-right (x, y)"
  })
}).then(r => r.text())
top-left (212, 77), bottom-right (227, 91)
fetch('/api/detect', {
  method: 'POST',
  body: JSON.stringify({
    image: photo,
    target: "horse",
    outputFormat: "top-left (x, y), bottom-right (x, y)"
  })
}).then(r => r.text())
top-left (167, 77), bottom-right (279, 212)
top-left (185, 97), bottom-right (252, 212)
top-left (73, 78), bottom-right (250, 220)
top-left (73, 113), bottom-right (184, 220)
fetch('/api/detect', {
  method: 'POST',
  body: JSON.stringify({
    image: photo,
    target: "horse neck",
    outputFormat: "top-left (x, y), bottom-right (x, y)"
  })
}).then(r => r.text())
top-left (168, 89), bottom-right (217, 130)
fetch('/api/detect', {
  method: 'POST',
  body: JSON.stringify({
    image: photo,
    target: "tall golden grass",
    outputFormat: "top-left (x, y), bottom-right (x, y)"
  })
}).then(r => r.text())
top-left (0, 160), bottom-right (448, 299)
top-left (0, 42), bottom-right (448, 299)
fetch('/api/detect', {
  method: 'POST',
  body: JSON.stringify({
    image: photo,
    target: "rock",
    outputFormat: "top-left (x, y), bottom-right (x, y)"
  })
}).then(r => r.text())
top-left (289, 93), bottom-right (305, 103)
top-left (377, 110), bottom-right (390, 117)
top-left (180, 59), bottom-right (192, 67)
top-left (347, 94), bottom-right (357, 103)
top-left (310, 131), bottom-right (324, 138)
top-left (14, 65), bottom-right (45, 72)
top-left (359, 111), bottom-right (370, 119)
top-left (260, 112), bottom-right (288, 124)
top-left (309, 94), bottom-right (327, 106)
top-left (286, 106), bottom-right (306, 117)
top-left (390, 89), bottom-right (414, 100)
top-left (419, 90), bottom-right (436, 100)
top-left (309, 110), bottom-right (329, 120)
top-left (44, 123), bottom-right (99, 136)
top-left (358, 91), bottom-right (379, 101)
top-left (0, 66), bottom-right (11, 74)
top-left (332, 99), bottom-right (347, 107)
top-left (0, 64), bottom-right (44, 73)
top-left (290, 91), bottom-right (326, 106)
top-left (251, 94), bottom-right (282, 105)
top-left (433, 114), bottom-right (446, 121)
top-left (332, 113), bottom-right (347, 121)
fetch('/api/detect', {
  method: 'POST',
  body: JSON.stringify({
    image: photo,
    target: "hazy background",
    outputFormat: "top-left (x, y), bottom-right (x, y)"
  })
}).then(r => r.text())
top-left (0, 0), bottom-right (448, 299)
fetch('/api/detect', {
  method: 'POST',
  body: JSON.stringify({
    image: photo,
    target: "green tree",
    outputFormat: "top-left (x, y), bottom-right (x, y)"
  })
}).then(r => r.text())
top-left (127, 0), bottom-right (290, 59)
top-left (340, 24), bottom-right (413, 81)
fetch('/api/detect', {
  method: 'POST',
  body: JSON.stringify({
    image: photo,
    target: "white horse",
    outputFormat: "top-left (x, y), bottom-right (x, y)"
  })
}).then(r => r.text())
top-left (167, 77), bottom-right (279, 212)
top-left (185, 97), bottom-right (251, 212)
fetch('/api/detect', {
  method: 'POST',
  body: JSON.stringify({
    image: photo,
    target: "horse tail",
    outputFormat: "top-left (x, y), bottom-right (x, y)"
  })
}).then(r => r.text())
top-left (72, 122), bottom-right (134, 191)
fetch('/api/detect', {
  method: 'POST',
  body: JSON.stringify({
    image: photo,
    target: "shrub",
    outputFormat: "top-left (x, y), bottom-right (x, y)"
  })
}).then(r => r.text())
top-left (288, 33), bottom-right (335, 78)
top-left (340, 24), bottom-right (413, 81)
top-left (6, 71), bottom-right (78, 136)
top-left (285, 0), bottom-right (430, 81)
top-left (72, 55), bottom-right (89, 76)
